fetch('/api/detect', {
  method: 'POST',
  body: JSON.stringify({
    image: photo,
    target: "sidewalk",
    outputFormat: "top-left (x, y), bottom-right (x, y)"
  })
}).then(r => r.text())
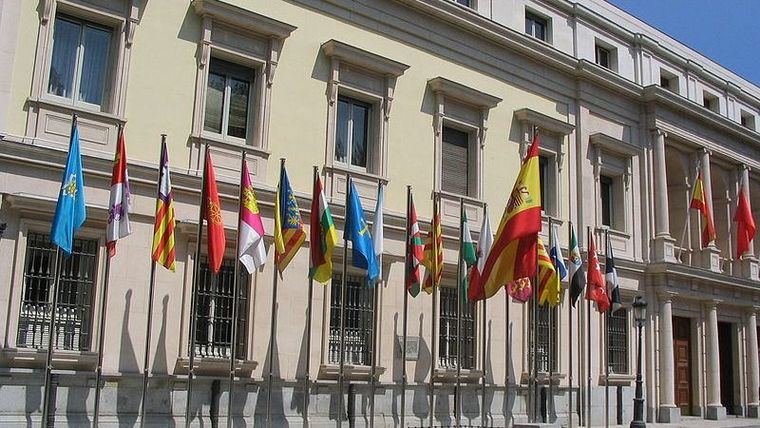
top-left (609, 416), bottom-right (760, 428)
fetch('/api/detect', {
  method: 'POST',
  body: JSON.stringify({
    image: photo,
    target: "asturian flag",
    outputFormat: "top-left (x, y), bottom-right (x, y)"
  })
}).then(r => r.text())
top-left (106, 127), bottom-right (132, 257)
top-left (605, 236), bottom-right (621, 312)
top-left (345, 180), bottom-right (380, 283)
top-left (51, 117), bottom-right (86, 254)
top-left (238, 159), bottom-right (267, 273)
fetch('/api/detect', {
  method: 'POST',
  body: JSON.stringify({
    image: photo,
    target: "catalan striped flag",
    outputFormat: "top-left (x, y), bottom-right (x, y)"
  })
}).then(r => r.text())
top-left (537, 238), bottom-right (560, 307)
top-left (309, 170), bottom-right (337, 284)
top-left (274, 162), bottom-right (306, 274)
top-left (406, 193), bottom-right (424, 297)
top-left (422, 198), bottom-right (443, 294)
top-left (690, 170), bottom-right (716, 247)
top-left (151, 141), bottom-right (176, 271)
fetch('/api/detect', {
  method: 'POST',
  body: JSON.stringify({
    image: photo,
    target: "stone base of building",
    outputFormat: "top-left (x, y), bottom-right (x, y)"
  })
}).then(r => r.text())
top-left (514, 423), bottom-right (562, 428)
top-left (705, 404), bottom-right (726, 420)
top-left (657, 405), bottom-right (681, 423)
top-left (747, 404), bottom-right (760, 418)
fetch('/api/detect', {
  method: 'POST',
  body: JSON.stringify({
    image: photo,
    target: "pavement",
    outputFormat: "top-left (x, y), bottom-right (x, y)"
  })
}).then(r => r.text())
top-left (608, 416), bottom-right (760, 428)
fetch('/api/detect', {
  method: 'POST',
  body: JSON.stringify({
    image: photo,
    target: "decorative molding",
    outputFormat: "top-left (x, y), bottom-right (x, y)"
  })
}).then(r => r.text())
top-left (321, 40), bottom-right (409, 78)
top-left (589, 132), bottom-right (641, 157)
top-left (513, 108), bottom-right (575, 136)
top-left (191, 0), bottom-right (296, 39)
top-left (427, 77), bottom-right (501, 109)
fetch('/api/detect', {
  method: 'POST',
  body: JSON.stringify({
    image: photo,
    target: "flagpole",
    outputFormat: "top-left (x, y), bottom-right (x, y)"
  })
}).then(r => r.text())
top-left (586, 226), bottom-right (592, 428)
top-left (401, 185), bottom-right (411, 428)
top-left (481, 202), bottom-right (488, 427)
top-left (304, 166), bottom-right (319, 427)
top-left (533, 228), bottom-right (540, 423)
top-left (93, 249), bottom-right (112, 427)
top-left (370, 180), bottom-right (382, 428)
top-left (548, 217), bottom-right (555, 424)
top-left (41, 246), bottom-right (63, 427)
top-left (604, 230), bottom-right (610, 428)
top-left (185, 143), bottom-right (209, 427)
top-left (568, 220), bottom-right (574, 428)
top-left (429, 193), bottom-right (439, 428)
top-left (338, 173), bottom-right (351, 427)
top-left (505, 286), bottom-right (510, 425)
top-left (226, 152), bottom-right (246, 428)
top-left (455, 198), bottom-right (464, 427)
top-left (267, 158), bottom-right (286, 427)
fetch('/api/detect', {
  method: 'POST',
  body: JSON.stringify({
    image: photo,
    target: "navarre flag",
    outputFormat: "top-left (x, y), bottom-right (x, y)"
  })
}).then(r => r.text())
top-left (371, 184), bottom-right (384, 286)
top-left (106, 126), bottom-right (132, 257)
top-left (549, 224), bottom-right (567, 281)
top-left (690, 170), bottom-right (716, 247)
top-left (274, 163), bottom-right (306, 274)
top-left (568, 224), bottom-right (586, 307)
top-left (238, 159), bottom-right (267, 274)
top-left (152, 141), bottom-right (176, 271)
top-left (203, 150), bottom-right (226, 274)
top-left (51, 118), bottom-right (87, 254)
top-left (585, 231), bottom-right (609, 312)
top-left (605, 236), bottom-right (621, 313)
top-left (537, 238), bottom-right (560, 307)
top-left (480, 133), bottom-right (542, 299)
top-left (422, 200), bottom-right (443, 294)
top-left (735, 176), bottom-right (757, 258)
top-left (459, 212), bottom-right (477, 302)
top-left (309, 172), bottom-right (337, 284)
top-left (345, 180), bottom-right (380, 282)
top-left (406, 194), bottom-right (424, 297)
top-left (468, 209), bottom-right (493, 301)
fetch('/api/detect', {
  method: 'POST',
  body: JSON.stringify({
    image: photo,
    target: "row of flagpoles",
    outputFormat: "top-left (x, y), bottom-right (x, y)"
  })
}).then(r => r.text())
top-left (41, 114), bottom-right (757, 427)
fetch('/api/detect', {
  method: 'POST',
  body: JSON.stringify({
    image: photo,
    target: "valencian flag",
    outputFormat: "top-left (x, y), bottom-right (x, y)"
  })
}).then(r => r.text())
top-left (152, 141), bottom-right (176, 271)
top-left (406, 194), bottom-right (424, 297)
top-left (422, 200), bottom-right (443, 294)
top-left (568, 224), bottom-right (586, 307)
top-left (605, 237), bottom-right (621, 312)
top-left (585, 231), bottom-right (609, 312)
top-left (106, 126), bottom-right (132, 257)
top-left (459, 212), bottom-right (477, 302)
top-left (203, 150), bottom-right (226, 274)
top-left (51, 117), bottom-right (86, 254)
top-left (468, 210), bottom-right (493, 301)
top-left (537, 238), bottom-right (560, 307)
top-left (238, 159), bottom-right (267, 273)
top-left (734, 175), bottom-right (757, 258)
top-left (370, 184), bottom-right (384, 287)
top-left (345, 180), bottom-right (380, 282)
top-left (309, 171), bottom-right (337, 284)
top-left (481, 133), bottom-right (542, 300)
top-left (690, 170), bottom-right (716, 247)
top-left (274, 163), bottom-right (306, 274)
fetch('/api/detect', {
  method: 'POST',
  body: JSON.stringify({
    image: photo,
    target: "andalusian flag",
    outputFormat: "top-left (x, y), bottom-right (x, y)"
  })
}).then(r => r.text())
top-left (459, 212), bottom-right (477, 302)
top-left (406, 194), bottom-right (424, 297)
top-left (274, 163), bottom-right (306, 274)
top-left (468, 210), bottom-right (493, 301)
top-left (309, 171), bottom-right (337, 284)
top-left (151, 141), bottom-right (176, 271)
top-left (106, 126), bottom-right (132, 257)
top-left (422, 199), bottom-right (443, 294)
top-left (690, 170), bottom-right (716, 247)
top-left (238, 159), bottom-right (267, 273)
top-left (203, 150), bottom-right (226, 274)
top-left (537, 238), bottom-right (560, 307)
top-left (481, 133), bottom-right (542, 299)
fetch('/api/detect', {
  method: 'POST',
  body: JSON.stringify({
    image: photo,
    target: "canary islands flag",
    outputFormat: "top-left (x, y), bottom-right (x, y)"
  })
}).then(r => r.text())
top-left (51, 118), bottom-right (86, 254)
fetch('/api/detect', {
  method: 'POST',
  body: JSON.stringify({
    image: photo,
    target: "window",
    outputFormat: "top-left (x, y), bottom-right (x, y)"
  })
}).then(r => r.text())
top-left (17, 233), bottom-right (98, 351)
top-left (329, 273), bottom-right (374, 366)
top-left (741, 110), bottom-right (756, 130)
top-left (335, 97), bottom-right (372, 170)
top-left (659, 69), bottom-right (678, 93)
top-left (439, 286), bottom-right (476, 369)
top-left (48, 15), bottom-right (113, 109)
top-left (539, 155), bottom-right (549, 211)
top-left (203, 58), bottom-right (255, 141)
top-left (703, 91), bottom-right (719, 113)
top-left (454, 0), bottom-right (473, 7)
top-left (194, 257), bottom-right (249, 359)
top-left (441, 126), bottom-right (471, 196)
top-left (595, 44), bottom-right (611, 69)
top-left (525, 12), bottom-right (548, 42)
top-left (529, 305), bottom-right (557, 372)
top-left (607, 308), bottom-right (629, 374)
top-left (600, 175), bottom-right (614, 228)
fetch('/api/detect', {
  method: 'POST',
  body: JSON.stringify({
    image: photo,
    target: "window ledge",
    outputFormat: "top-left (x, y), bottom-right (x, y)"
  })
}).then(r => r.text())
top-left (323, 164), bottom-right (388, 186)
top-left (433, 367), bottom-right (483, 383)
top-left (191, 133), bottom-right (271, 158)
top-left (318, 363), bottom-right (386, 381)
top-left (520, 371), bottom-right (566, 386)
top-left (0, 347), bottom-right (98, 371)
top-left (27, 96), bottom-right (126, 124)
top-left (174, 357), bottom-right (258, 377)
top-left (600, 373), bottom-right (634, 386)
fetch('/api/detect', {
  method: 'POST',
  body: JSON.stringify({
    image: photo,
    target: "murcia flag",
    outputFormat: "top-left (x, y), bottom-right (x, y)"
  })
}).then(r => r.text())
top-left (106, 127), bottom-right (132, 257)
top-left (203, 150), bottom-right (226, 274)
top-left (238, 159), bottom-right (267, 273)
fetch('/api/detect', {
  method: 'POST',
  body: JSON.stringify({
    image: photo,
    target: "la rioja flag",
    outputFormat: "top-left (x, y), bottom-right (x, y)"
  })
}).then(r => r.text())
top-left (106, 127), bottom-right (132, 256)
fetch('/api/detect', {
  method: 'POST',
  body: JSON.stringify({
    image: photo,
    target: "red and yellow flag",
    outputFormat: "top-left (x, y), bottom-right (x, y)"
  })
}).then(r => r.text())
top-left (537, 238), bottom-right (560, 307)
top-left (690, 171), bottom-right (716, 247)
top-left (735, 177), bottom-right (757, 258)
top-left (480, 133), bottom-right (543, 299)
top-left (204, 150), bottom-right (226, 274)
top-left (422, 198), bottom-right (443, 294)
top-left (151, 141), bottom-right (176, 271)
top-left (274, 162), bottom-right (306, 273)
top-left (585, 231), bottom-right (609, 313)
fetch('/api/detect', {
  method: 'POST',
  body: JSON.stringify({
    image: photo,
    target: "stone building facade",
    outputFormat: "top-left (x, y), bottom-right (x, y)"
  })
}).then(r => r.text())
top-left (0, 0), bottom-right (759, 426)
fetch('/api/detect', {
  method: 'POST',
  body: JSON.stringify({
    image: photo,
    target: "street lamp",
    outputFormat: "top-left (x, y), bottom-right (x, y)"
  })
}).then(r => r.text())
top-left (630, 296), bottom-right (648, 428)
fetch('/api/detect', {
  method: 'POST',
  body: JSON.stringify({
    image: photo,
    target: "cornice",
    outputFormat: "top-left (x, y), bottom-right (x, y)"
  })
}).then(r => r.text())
top-left (513, 108), bottom-right (574, 136)
top-left (427, 76), bottom-right (501, 109)
top-left (191, 0), bottom-right (296, 39)
top-left (321, 39), bottom-right (409, 77)
top-left (589, 133), bottom-right (640, 157)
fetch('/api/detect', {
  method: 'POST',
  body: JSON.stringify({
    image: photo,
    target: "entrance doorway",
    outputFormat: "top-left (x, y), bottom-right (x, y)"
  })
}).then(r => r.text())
top-left (718, 321), bottom-right (736, 415)
top-left (673, 317), bottom-right (692, 415)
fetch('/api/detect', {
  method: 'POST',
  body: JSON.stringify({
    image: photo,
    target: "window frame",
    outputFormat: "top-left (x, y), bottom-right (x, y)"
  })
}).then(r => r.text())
top-left (333, 95), bottom-right (375, 173)
top-left (525, 10), bottom-right (549, 42)
top-left (528, 304), bottom-right (558, 374)
top-left (201, 57), bottom-right (257, 145)
top-left (606, 307), bottom-right (630, 375)
top-left (437, 284), bottom-right (477, 370)
top-left (600, 174), bottom-right (615, 228)
top-left (740, 110), bottom-right (756, 131)
top-left (327, 272), bottom-right (376, 367)
top-left (441, 122), bottom-right (476, 198)
top-left (702, 91), bottom-right (720, 113)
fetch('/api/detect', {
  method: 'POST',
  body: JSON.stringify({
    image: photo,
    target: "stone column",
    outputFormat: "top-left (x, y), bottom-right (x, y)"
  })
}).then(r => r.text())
top-left (705, 300), bottom-right (726, 420)
top-left (658, 293), bottom-right (680, 422)
top-left (747, 309), bottom-right (760, 418)
top-left (738, 165), bottom-right (759, 280)
top-left (652, 129), bottom-right (677, 262)
top-left (699, 149), bottom-right (722, 272)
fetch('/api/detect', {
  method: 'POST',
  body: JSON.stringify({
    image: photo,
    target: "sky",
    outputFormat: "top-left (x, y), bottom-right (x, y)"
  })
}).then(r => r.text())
top-left (607, 0), bottom-right (760, 86)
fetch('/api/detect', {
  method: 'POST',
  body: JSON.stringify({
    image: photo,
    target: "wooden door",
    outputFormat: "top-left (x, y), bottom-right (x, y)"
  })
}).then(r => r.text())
top-left (673, 317), bottom-right (692, 415)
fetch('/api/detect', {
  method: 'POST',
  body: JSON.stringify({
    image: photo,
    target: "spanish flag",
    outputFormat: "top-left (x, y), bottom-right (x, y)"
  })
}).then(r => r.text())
top-left (274, 162), bottom-right (306, 274)
top-left (479, 133), bottom-right (542, 299)
top-left (690, 170), bottom-right (716, 247)
top-left (422, 197), bottom-right (443, 294)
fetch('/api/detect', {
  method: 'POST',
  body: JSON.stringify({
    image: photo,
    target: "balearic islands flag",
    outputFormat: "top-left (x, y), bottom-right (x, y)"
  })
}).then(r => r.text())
top-left (203, 150), bottom-right (226, 274)
top-left (238, 159), bottom-right (267, 274)
top-left (152, 141), bottom-right (176, 271)
top-left (735, 175), bottom-right (757, 258)
top-left (106, 127), bottom-right (132, 257)
top-left (309, 171), bottom-right (337, 284)
top-left (690, 170), bottom-right (717, 247)
top-left (406, 194), bottom-right (424, 297)
top-left (468, 209), bottom-right (493, 301)
top-left (568, 224), bottom-right (585, 307)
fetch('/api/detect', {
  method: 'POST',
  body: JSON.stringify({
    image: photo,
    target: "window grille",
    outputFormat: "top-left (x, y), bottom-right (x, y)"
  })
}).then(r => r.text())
top-left (607, 308), bottom-right (629, 374)
top-left (438, 286), bottom-right (476, 369)
top-left (17, 233), bottom-right (98, 351)
top-left (329, 273), bottom-right (374, 365)
top-left (529, 304), bottom-right (557, 373)
top-left (194, 257), bottom-right (248, 359)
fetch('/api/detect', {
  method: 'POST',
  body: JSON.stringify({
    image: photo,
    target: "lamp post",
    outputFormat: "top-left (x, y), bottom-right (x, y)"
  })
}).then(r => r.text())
top-left (630, 296), bottom-right (648, 428)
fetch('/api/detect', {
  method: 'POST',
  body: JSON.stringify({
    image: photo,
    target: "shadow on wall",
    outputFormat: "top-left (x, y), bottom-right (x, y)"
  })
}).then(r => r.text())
top-left (391, 312), bottom-right (400, 426)
top-left (504, 317), bottom-right (516, 425)
top-left (290, 304), bottom-right (310, 419)
top-left (145, 295), bottom-right (173, 425)
top-left (117, 289), bottom-right (140, 426)
top-left (255, 302), bottom-right (283, 424)
top-left (412, 313), bottom-right (430, 422)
